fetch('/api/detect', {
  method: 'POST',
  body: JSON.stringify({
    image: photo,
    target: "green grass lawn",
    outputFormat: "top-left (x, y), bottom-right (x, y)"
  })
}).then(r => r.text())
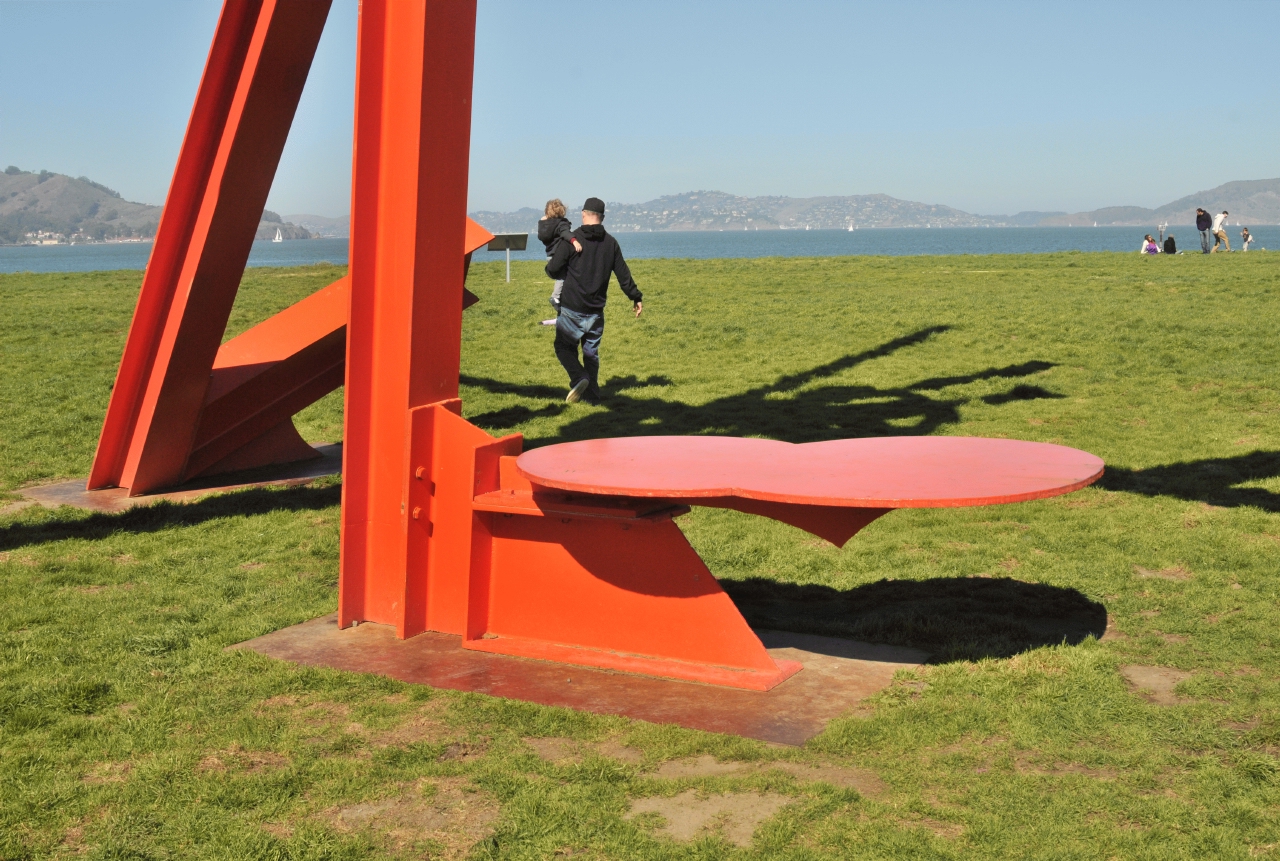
top-left (3, 250), bottom-right (1280, 859)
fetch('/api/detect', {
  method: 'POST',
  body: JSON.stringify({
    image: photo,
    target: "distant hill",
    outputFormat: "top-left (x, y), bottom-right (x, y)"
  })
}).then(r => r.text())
top-left (256, 210), bottom-right (313, 241)
top-left (471, 179), bottom-right (1280, 234)
top-left (471, 192), bottom-right (1000, 234)
top-left (1, 167), bottom-right (160, 244)
top-left (284, 213), bottom-right (349, 238)
top-left (1036, 179), bottom-right (1280, 227)
top-left (11, 165), bottom-right (1273, 245)
top-left (0, 167), bottom-right (313, 244)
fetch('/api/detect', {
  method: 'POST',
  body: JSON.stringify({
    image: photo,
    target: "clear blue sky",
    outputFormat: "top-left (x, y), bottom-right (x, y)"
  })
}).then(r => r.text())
top-left (2, 1), bottom-right (1277, 218)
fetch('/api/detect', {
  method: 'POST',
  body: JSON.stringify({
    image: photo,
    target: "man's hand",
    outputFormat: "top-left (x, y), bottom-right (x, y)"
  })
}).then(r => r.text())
top-left (572, 239), bottom-right (583, 253)
top-left (633, 301), bottom-right (643, 318)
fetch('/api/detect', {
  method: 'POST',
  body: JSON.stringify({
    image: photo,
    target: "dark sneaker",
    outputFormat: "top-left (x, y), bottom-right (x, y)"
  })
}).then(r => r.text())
top-left (566, 378), bottom-right (590, 403)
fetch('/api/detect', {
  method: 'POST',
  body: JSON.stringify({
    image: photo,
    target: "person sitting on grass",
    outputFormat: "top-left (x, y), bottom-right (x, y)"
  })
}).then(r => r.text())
top-left (546, 197), bottom-right (643, 404)
top-left (1142, 235), bottom-right (1160, 255)
top-left (1163, 233), bottom-right (1177, 254)
top-left (537, 199), bottom-right (582, 315)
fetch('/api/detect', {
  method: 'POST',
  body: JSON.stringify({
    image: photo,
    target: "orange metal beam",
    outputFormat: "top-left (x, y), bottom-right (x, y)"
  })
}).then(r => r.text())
top-left (186, 215), bottom-right (491, 481)
top-left (337, 0), bottom-right (479, 635)
top-left (89, 0), bottom-right (492, 497)
top-left (89, 0), bottom-right (333, 495)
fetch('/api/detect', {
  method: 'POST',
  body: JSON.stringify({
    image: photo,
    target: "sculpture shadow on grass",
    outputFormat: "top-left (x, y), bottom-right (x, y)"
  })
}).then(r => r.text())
top-left (0, 483), bottom-right (341, 552)
top-left (721, 576), bottom-right (1108, 663)
top-left (1099, 451), bottom-right (1280, 513)
top-left (464, 326), bottom-right (1063, 444)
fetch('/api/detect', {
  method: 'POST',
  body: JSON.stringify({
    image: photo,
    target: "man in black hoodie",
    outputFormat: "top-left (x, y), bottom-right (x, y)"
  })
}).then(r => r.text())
top-left (545, 197), bottom-right (643, 403)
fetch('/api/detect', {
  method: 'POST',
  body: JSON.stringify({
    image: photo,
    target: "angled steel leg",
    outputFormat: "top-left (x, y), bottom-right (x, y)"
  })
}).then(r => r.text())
top-left (89, 0), bottom-right (333, 495)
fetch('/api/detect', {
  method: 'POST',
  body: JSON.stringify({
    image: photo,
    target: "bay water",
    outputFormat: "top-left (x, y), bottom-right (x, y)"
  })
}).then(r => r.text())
top-left (2, 227), bottom-right (1274, 275)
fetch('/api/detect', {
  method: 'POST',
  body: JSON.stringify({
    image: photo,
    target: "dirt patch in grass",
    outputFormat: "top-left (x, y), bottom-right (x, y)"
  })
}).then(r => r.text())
top-left (655, 755), bottom-right (749, 779)
top-left (1120, 665), bottom-right (1194, 705)
top-left (652, 755), bottom-right (886, 797)
top-left (259, 695), bottom-right (457, 754)
top-left (82, 761), bottom-right (131, 784)
top-left (1100, 619), bottom-right (1127, 641)
top-left (625, 789), bottom-right (790, 846)
top-left (525, 737), bottom-right (577, 763)
top-left (257, 695), bottom-right (351, 729)
top-left (1014, 754), bottom-right (1118, 780)
top-left (261, 821), bottom-right (293, 840)
top-left (763, 762), bottom-right (888, 796)
top-left (526, 736), bottom-right (643, 765)
top-left (935, 740), bottom-right (985, 758)
top-left (325, 777), bottom-right (498, 858)
top-left (595, 739), bottom-right (644, 764)
top-left (259, 694), bottom-right (301, 708)
top-left (1134, 565), bottom-right (1193, 581)
top-left (437, 739), bottom-right (487, 763)
top-left (74, 582), bottom-right (134, 595)
top-left (261, 695), bottom-right (452, 749)
top-left (370, 713), bottom-right (448, 748)
top-left (61, 824), bottom-right (85, 851)
top-left (898, 814), bottom-right (964, 839)
top-left (197, 744), bottom-right (289, 774)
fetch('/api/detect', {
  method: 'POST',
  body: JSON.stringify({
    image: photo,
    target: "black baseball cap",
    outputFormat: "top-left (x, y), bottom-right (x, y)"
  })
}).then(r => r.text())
top-left (583, 197), bottom-right (605, 214)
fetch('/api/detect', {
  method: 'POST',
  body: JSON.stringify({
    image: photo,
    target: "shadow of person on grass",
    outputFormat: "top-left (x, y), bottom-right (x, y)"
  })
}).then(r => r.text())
top-left (722, 575), bottom-right (1107, 663)
top-left (464, 326), bottom-right (1063, 443)
top-left (1099, 451), bottom-right (1280, 513)
top-left (0, 483), bottom-right (340, 552)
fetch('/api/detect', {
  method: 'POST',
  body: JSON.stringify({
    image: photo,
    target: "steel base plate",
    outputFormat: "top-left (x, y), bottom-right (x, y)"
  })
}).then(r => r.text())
top-left (18, 444), bottom-right (342, 513)
top-left (232, 613), bottom-right (927, 746)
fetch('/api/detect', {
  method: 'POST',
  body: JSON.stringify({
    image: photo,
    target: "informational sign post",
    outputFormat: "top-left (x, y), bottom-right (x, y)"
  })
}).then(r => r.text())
top-left (486, 233), bottom-right (528, 282)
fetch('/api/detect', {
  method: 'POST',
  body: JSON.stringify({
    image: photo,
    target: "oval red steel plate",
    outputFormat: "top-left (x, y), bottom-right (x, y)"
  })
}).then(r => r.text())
top-left (516, 436), bottom-right (1104, 509)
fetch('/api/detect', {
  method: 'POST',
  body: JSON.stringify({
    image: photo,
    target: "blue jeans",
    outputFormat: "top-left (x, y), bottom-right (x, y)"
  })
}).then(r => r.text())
top-left (554, 306), bottom-right (604, 397)
top-left (1200, 229), bottom-right (1212, 253)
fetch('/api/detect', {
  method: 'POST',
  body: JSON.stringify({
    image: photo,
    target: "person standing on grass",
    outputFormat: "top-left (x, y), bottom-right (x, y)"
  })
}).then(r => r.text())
top-left (1241, 227), bottom-right (1254, 252)
top-left (1196, 208), bottom-right (1213, 253)
top-left (1212, 210), bottom-right (1231, 252)
top-left (545, 197), bottom-right (643, 404)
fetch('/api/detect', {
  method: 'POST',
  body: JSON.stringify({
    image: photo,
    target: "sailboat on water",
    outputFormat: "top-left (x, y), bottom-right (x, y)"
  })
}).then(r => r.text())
top-left (272, 228), bottom-right (283, 243)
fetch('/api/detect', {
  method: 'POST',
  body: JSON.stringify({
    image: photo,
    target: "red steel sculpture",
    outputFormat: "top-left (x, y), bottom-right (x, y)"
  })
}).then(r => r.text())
top-left (93, 0), bottom-right (1105, 692)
